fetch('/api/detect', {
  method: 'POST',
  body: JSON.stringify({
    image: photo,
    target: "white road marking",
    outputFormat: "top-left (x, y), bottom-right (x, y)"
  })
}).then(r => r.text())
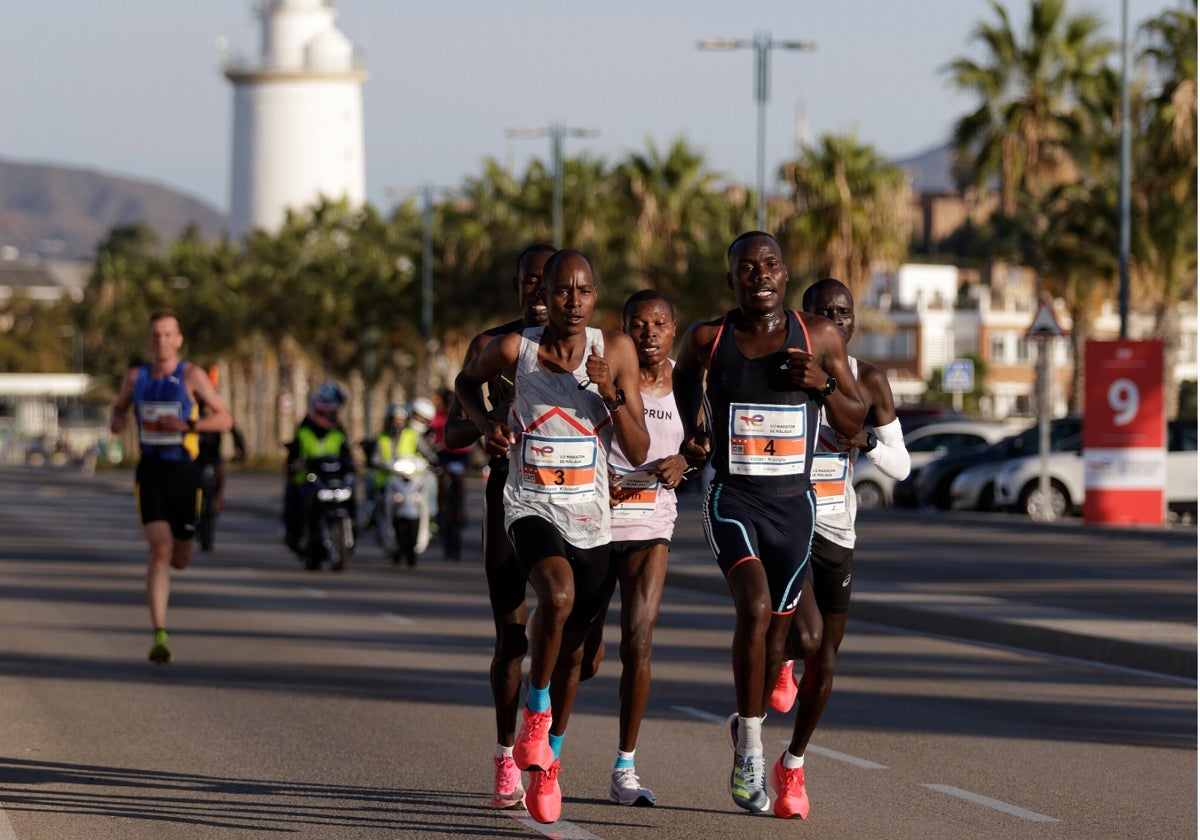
top-left (0, 805), bottom-right (17, 840)
top-left (507, 812), bottom-right (604, 838)
top-left (802, 744), bottom-right (888, 769)
top-left (298, 587), bottom-right (326, 598)
top-left (672, 705), bottom-right (727, 724)
top-left (379, 612), bottom-right (413, 624)
top-left (922, 784), bottom-right (1059, 822)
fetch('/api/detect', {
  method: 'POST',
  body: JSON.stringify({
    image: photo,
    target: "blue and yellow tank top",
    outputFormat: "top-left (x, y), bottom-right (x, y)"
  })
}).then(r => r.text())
top-left (133, 361), bottom-right (198, 461)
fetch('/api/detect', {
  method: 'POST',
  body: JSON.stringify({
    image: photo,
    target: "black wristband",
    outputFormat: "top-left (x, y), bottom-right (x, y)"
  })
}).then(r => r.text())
top-left (860, 432), bottom-right (877, 453)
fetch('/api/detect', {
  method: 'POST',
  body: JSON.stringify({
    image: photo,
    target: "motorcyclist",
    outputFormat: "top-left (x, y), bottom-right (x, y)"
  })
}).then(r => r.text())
top-left (401, 396), bottom-right (441, 523)
top-left (283, 382), bottom-right (355, 553)
top-left (369, 403), bottom-right (410, 516)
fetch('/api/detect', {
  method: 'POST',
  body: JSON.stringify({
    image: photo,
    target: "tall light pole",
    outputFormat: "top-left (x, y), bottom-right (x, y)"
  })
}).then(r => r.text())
top-left (506, 123), bottom-right (600, 247)
top-left (698, 32), bottom-right (816, 230)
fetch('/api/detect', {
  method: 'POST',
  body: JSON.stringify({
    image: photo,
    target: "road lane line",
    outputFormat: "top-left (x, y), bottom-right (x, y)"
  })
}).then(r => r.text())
top-left (672, 705), bottom-right (727, 724)
top-left (506, 812), bottom-right (603, 838)
top-left (922, 783), bottom-right (1059, 822)
top-left (802, 744), bottom-right (888, 769)
top-left (298, 587), bottom-right (326, 598)
top-left (379, 612), bottom-right (414, 624)
top-left (0, 805), bottom-right (17, 840)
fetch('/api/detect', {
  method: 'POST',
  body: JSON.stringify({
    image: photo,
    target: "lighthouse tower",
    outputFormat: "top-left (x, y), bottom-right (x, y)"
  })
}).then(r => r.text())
top-left (224, 0), bottom-right (367, 238)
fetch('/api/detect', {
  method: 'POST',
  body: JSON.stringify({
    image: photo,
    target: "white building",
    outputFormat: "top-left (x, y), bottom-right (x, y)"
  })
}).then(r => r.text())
top-left (860, 263), bottom-right (1197, 421)
top-left (223, 0), bottom-right (367, 238)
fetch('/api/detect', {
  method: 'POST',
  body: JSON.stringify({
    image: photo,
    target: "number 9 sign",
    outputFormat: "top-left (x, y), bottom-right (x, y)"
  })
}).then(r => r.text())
top-left (1107, 378), bottom-right (1139, 427)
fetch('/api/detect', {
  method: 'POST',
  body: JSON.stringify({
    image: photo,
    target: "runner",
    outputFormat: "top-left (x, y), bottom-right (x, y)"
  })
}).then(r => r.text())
top-left (673, 232), bottom-right (865, 817)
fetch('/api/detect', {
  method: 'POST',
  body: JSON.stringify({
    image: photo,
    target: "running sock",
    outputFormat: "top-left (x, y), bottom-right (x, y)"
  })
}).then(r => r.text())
top-left (496, 743), bottom-right (514, 759)
top-left (527, 683), bottom-right (551, 713)
top-left (549, 732), bottom-right (564, 760)
top-left (615, 749), bottom-right (636, 770)
top-left (737, 714), bottom-right (765, 753)
top-left (782, 751), bottom-right (805, 770)
top-left (153, 628), bottom-right (169, 645)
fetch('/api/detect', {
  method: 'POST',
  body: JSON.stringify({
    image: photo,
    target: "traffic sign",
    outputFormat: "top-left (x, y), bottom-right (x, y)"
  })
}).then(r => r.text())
top-left (942, 358), bottom-right (974, 393)
top-left (1026, 300), bottom-right (1065, 340)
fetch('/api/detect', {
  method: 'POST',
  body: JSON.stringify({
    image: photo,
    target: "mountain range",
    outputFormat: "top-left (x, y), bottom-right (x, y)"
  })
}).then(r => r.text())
top-left (0, 158), bottom-right (227, 260)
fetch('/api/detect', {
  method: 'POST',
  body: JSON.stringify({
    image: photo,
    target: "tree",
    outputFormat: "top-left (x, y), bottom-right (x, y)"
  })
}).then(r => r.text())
top-left (944, 0), bottom-right (1112, 216)
top-left (777, 133), bottom-right (911, 304)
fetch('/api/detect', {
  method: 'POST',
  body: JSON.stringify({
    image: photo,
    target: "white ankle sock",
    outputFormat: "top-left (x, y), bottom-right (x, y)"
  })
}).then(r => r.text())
top-left (738, 714), bottom-right (765, 753)
top-left (782, 751), bottom-right (804, 770)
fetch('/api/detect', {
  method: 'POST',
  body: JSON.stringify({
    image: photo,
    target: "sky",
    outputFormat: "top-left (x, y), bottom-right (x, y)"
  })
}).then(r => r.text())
top-left (0, 0), bottom-right (1181, 216)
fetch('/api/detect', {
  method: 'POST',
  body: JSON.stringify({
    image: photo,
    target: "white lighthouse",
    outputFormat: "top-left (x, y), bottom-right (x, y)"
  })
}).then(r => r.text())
top-left (224, 0), bottom-right (367, 238)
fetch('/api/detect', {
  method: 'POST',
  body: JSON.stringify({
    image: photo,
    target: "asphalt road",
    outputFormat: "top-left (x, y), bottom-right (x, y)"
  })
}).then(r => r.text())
top-left (0, 465), bottom-right (1194, 840)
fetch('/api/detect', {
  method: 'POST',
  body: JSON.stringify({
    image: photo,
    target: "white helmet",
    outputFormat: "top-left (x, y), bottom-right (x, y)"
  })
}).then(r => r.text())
top-left (408, 397), bottom-right (436, 424)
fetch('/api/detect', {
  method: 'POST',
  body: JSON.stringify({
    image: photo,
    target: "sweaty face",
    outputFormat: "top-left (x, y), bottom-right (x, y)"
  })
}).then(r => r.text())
top-left (806, 286), bottom-right (856, 345)
top-left (545, 255), bottom-right (597, 335)
top-left (728, 236), bottom-right (788, 314)
top-left (625, 300), bottom-right (676, 368)
top-left (517, 251), bottom-right (551, 326)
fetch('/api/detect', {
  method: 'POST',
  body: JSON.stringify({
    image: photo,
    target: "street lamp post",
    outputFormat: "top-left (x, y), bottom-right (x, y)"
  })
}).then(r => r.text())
top-left (698, 32), bottom-right (816, 230)
top-left (506, 123), bottom-right (600, 247)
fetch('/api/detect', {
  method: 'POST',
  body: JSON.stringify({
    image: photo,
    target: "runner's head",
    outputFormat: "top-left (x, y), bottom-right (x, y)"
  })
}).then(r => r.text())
top-left (802, 278), bottom-right (855, 345)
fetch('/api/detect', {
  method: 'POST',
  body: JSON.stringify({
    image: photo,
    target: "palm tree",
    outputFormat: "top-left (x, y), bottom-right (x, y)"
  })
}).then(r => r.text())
top-left (944, 0), bottom-right (1113, 216)
top-left (777, 133), bottom-right (911, 304)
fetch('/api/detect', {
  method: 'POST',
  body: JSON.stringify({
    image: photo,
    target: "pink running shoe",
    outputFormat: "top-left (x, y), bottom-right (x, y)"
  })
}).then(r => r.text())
top-left (770, 660), bottom-right (798, 713)
top-left (527, 760), bottom-right (562, 824)
top-left (490, 754), bottom-right (526, 809)
top-left (513, 707), bottom-right (555, 771)
top-left (771, 755), bottom-right (811, 819)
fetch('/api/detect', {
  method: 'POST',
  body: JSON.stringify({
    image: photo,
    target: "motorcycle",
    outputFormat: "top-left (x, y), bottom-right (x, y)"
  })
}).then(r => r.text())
top-left (298, 456), bottom-right (356, 571)
top-left (373, 452), bottom-right (433, 567)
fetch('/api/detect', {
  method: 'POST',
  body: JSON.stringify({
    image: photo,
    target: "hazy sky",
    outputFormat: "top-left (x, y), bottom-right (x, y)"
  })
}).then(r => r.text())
top-left (1, 0), bottom-right (1179, 215)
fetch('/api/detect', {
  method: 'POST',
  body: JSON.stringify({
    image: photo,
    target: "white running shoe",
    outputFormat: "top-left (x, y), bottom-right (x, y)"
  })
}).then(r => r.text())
top-left (608, 766), bottom-right (656, 806)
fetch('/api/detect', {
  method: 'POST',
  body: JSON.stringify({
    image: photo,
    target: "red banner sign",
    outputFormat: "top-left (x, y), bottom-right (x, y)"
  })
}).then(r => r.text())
top-left (1083, 340), bottom-right (1165, 525)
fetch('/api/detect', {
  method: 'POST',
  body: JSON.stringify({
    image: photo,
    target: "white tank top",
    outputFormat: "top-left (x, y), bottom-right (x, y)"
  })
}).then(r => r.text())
top-left (503, 326), bottom-right (614, 548)
top-left (812, 356), bottom-right (859, 548)
top-left (609, 361), bottom-right (684, 543)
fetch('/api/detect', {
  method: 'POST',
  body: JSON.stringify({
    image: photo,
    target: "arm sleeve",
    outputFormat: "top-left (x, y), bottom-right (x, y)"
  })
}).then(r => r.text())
top-left (864, 417), bottom-right (910, 481)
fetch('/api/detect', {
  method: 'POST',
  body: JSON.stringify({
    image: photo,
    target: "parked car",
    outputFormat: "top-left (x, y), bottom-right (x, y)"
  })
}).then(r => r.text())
top-left (904, 414), bottom-right (1083, 509)
top-left (853, 420), bottom-right (1011, 510)
top-left (993, 421), bottom-right (1198, 520)
top-left (948, 425), bottom-right (1081, 511)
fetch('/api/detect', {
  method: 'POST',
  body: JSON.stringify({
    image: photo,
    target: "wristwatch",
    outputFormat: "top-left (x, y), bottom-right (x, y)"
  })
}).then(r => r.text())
top-left (821, 376), bottom-right (837, 396)
top-left (604, 388), bottom-right (626, 413)
top-left (187, 418), bottom-right (197, 432)
top-left (861, 431), bottom-right (878, 453)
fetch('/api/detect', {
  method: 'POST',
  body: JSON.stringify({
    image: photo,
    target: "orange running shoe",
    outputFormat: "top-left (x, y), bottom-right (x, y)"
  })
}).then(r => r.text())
top-left (513, 707), bottom-right (555, 771)
top-left (527, 760), bottom-right (562, 824)
top-left (770, 660), bottom-right (797, 713)
top-left (771, 754), bottom-right (811, 819)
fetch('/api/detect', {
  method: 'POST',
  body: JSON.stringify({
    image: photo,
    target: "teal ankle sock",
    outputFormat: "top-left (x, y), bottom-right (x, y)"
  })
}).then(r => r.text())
top-left (527, 683), bottom-right (551, 713)
top-left (615, 749), bottom-right (635, 770)
top-left (549, 732), bottom-right (564, 759)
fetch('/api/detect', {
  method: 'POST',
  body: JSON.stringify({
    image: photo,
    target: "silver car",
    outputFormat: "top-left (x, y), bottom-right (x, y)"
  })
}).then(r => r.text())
top-left (854, 420), bottom-right (1012, 510)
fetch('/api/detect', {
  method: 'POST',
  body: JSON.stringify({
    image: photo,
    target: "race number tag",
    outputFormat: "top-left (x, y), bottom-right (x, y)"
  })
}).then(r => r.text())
top-left (519, 433), bottom-right (597, 503)
top-left (728, 402), bottom-right (808, 476)
top-left (810, 453), bottom-right (849, 514)
top-left (139, 401), bottom-right (184, 445)
top-left (611, 466), bottom-right (659, 519)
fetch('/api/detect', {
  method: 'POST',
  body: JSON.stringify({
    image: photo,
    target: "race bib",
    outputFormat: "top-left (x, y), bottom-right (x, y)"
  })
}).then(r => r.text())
top-left (810, 452), bottom-right (849, 514)
top-left (728, 402), bottom-right (808, 476)
top-left (519, 433), bottom-right (598, 503)
top-left (611, 466), bottom-right (659, 519)
top-left (139, 401), bottom-right (184, 445)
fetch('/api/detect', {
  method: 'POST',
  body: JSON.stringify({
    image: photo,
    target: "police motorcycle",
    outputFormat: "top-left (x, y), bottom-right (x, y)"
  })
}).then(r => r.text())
top-left (368, 401), bottom-right (436, 567)
top-left (299, 455), bottom-right (357, 571)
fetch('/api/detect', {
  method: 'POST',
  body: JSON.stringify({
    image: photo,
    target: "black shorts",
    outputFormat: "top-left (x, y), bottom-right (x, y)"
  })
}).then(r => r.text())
top-left (135, 457), bottom-right (201, 541)
top-left (806, 532), bottom-right (854, 614)
top-left (484, 464), bottom-right (525, 612)
top-left (702, 481), bottom-right (814, 614)
top-left (507, 515), bottom-right (614, 632)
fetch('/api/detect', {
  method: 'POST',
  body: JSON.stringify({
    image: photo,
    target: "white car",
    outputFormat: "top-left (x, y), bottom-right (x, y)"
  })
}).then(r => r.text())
top-left (853, 420), bottom-right (1012, 510)
top-left (993, 423), bottom-right (1198, 520)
